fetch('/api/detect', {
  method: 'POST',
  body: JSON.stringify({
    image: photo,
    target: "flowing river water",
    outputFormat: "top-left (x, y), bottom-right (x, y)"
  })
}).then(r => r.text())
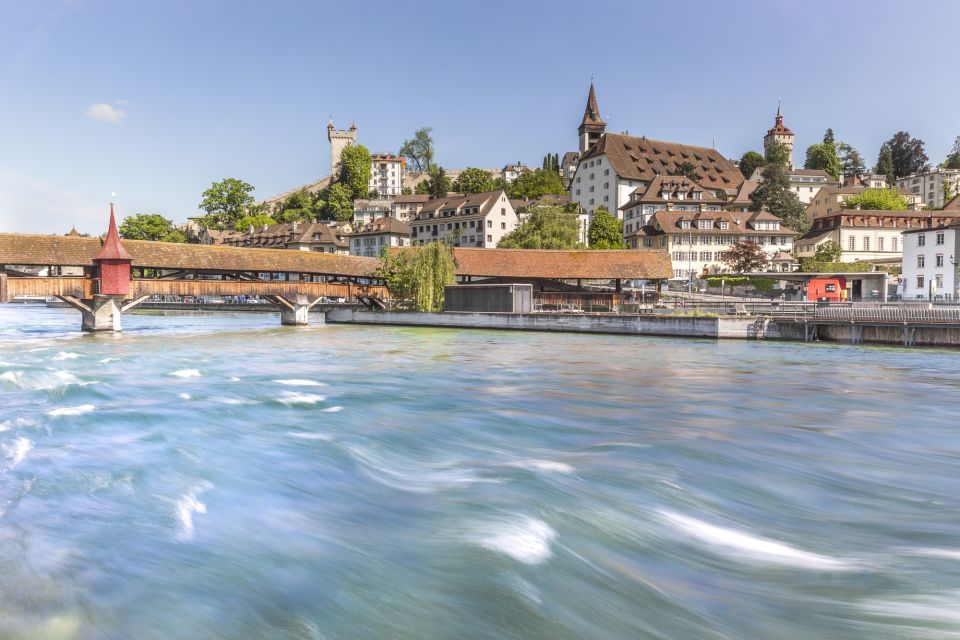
top-left (1, 305), bottom-right (960, 639)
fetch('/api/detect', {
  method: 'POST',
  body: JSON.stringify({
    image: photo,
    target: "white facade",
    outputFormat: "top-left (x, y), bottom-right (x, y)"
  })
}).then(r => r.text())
top-left (900, 226), bottom-right (960, 301)
top-left (897, 168), bottom-right (960, 210)
top-left (409, 191), bottom-right (518, 248)
top-left (349, 218), bottom-right (411, 258)
top-left (501, 163), bottom-right (531, 183)
top-left (571, 154), bottom-right (643, 221)
top-left (369, 154), bottom-right (405, 198)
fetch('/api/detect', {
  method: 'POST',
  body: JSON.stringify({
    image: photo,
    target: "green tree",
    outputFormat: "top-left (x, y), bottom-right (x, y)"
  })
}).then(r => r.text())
top-left (944, 179), bottom-right (955, 207)
top-left (161, 228), bottom-right (190, 243)
top-left (198, 178), bottom-right (255, 229)
top-left (338, 144), bottom-right (373, 199)
top-left (823, 128), bottom-right (835, 144)
top-left (414, 180), bottom-right (431, 195)
top-left (878, 131), bottom-right (929, 179)
top-left (673, 161), bottom-right (701, 182)
top-left (119, 213), bottom-right (180, 241)
top-left (804, 141), bottom-right (841, 180)
top-left (452, 167), bottom-right (494, 194)
top-left (423, 166), bottom-right (451, 198)
top-left (750, 144), bottom-right (808, 233)
top-left (841, 188), bottom-right (908, 210)
top-left (375, 242), bottom-right (456, 312)
top-left (234, 213), bottom-right (277, 232)
top-left (274, 190), bottom-right (321, 223)
top-left (320, 182), bottom-right (354, 221)
top-left (497, 205), bottom-right (581, 249)
top-left (814, 240), bottom-right (842, 262)
top-left (399, 127), bottom-right (434, 173)
top-left (506, 168), bottom-right (566, 199)
top-left (401, 186), bottom-right (413, 195)
top-left (723, 240), bottom-right (768, 273)
top-left (875, 147), bottom-right (895, 183)
top-left (837, 142), bottom-right (866, 176)
top-left (738, 150), bottom-right (765, 179)
top-left (588, 205), bottom-right (624, 249)
top-left (942, 136), bottom-right (960, 170)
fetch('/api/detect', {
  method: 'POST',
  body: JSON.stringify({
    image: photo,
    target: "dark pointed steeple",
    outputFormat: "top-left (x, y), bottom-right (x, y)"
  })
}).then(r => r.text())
top-left (578, 81), bottom-right (607, 153)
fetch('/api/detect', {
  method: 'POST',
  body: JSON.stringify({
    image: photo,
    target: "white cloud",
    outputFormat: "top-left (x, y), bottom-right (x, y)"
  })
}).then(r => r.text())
top-left (84, 102), bottom-right (126, 124)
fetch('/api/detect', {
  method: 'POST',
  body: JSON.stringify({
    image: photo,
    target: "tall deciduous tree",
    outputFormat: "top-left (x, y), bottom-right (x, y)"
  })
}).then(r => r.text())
top-left (452, 167), bottom-right (494, 194)
top-left (424, 166), bottom-right (451, 198)
top-left (750, 144), bottom-right (808, 233)
top-left (274, 190), bottom-right (322, 223)
top-left (738, 151), bottom-right (765, 179)
top-left (837, 142), bottom-right (866, 176)
top-left (878, 131), bottom-right (929, 179)
top-left (497, 205), bottom-right (581, 249)
top-left (814, 240), bottom-right (842, 262)
top-left (233, 213), bottom-right (277, 232)
top-left (119, 213), bottom-right (187, 242)
top-left (506, 168), bottom-right (566, 199)
top-left (588, 205), bottom-right (624, 249)
top-left (198, 178), bottom-right (255, 229)
top-left (942, 136), bottom-right (960, 170)
top-left (338, 144), bottom-right (373, 199)
top-left (320, 183), bottom-right (354, 221)
top-left (804, 141), bottom-right (841, 180)
top-left (375, 242), bottom-right (456, 312)
top-left (399, 127), bottom-right (434, 173)
top-left (841, 188), bottom-right (908, 210)
top-left (723, 240), bottom-right (768, 273)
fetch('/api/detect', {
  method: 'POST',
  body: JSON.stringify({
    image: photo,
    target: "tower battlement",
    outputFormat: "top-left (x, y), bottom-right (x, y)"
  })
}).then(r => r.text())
top-left (327, 119), bottom-right (357, 175)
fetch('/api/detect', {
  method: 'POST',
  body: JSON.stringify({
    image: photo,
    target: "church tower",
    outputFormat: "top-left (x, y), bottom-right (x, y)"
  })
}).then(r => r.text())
top-left (578, 82), bottom-right (606, 154)
top-left (763, 102), bottom-right (794, 170)
top-left (327, 119), bottom-right (358, 176)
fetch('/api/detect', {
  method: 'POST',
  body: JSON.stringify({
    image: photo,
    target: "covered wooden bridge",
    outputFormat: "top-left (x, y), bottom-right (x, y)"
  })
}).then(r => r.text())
top-left (0, 209), bottom-right (383, 330)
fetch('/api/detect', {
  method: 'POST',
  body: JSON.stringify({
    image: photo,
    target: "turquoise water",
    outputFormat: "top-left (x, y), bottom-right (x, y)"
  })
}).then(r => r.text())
top-left (2, 305), bottom-right (960, 639)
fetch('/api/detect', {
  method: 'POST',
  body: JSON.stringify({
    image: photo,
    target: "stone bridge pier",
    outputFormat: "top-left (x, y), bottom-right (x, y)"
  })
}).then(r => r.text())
top-left (273, 294), bottom-right (323, 326)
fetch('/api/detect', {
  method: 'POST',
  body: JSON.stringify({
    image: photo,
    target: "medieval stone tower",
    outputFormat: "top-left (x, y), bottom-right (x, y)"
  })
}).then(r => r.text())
top-left (327, 119), bottom-right (357, 176)
top-left (763, 102), bottom-right (794, 170)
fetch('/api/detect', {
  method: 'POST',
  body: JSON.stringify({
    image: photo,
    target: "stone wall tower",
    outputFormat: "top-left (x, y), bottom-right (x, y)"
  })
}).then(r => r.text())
top-left (763, 102), bottom-right (794, 170)
top-left (327, 119), bottom-right (357, 176)
top-left (578, 82), bottom-right (607, 154)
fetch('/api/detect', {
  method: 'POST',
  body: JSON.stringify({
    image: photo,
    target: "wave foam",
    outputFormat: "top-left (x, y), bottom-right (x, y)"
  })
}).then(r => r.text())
top-left (52, 352), bottom-right (80, 361)
top-left (176, 484), bottom-right (211, 538)
top-left (287, 432), bottom-right (333, 441)
top-left (474, 516), bottom-right (556, 565)
top-left (178, 393), bottom-right (192, 400)
top-left (276, 391), bottom-right (325, 405)
top-left (508, 459), bottom-right (574, 474)
top-left (215, 397), bottom-right (259, 405)
top-left (273, 379), bottom-right (327, 387)
top-left (98, 357), bottom-right (117, 363)
top-left (169, 369), bottom-right (201, 378)
top-left (904, 547), bottom-right (960, 561)
top-left (347, 445), bottom-right (490, 494)
top-left (1, 369), bottom-right (84, 390)
top-left (321, 406), bottom-right (343, 413)
top-left (658, 509), bottom-right (852, 570)
top-left (3, 437), bottom-right (33, 470)
top-left (47, 404), bottom-right (95, 417)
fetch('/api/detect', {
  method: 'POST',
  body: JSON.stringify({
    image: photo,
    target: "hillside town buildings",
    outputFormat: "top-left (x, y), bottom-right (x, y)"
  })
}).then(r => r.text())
top-left (409, 190), bottom-right (518, 248)
top-left (348, 217), bottom-right (411, 257)
top-left (896, 168), bottom-right (960, 210)
top-left (205, 221), bottom-right (349, 254)
top-left (369, 154), bottom-right (405, 198)
top-left (900, 225), bottom-right (960, 300)
top-left (805, 185), bottom-right (923, 221)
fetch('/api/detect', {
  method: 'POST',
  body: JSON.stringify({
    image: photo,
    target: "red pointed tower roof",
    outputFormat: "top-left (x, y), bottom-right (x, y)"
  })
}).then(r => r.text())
top-left (66, 225), bottom-right (80, 236)
top-left (95, 204), bottom-right (134, 261)
top-left (765, 102), bottom-right (793, 137)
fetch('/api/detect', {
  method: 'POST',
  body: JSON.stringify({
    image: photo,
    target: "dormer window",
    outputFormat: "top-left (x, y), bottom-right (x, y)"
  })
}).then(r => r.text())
top-left (719, 221), bottom-right (729, 230)
top-left (698, 219), bottom-right (712, 230)
top-left (680, 220), bottom-right (690, 229)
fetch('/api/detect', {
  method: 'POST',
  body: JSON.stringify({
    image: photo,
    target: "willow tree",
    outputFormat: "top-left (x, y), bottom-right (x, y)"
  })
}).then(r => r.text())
top-left (375, 242), bottom-right (457, 312)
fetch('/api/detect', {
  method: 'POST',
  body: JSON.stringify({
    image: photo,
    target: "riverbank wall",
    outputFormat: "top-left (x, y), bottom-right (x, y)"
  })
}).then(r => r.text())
top-left (325, 309), bottom-right (960, 347)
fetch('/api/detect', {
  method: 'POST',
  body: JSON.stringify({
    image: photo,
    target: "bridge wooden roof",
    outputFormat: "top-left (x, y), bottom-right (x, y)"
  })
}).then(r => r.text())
top-left (452, 248), bottom-right (672, 280)
top-left (0, 233), bottom-right (378, 277)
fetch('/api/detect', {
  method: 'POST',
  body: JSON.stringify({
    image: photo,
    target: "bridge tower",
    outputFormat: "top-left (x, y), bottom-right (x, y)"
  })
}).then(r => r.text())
top-left (73, 204), bottom-right (138, 331)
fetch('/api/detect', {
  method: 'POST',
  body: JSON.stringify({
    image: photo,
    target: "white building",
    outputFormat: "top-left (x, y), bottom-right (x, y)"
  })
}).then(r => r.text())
top-left (900, 224), bottom-right (960, 301)
top-left (897, 168), bottom-right (960, 210)
top-left (352, 199), bottom-right (392, 225)
top-left (369, 154), bottom-right (405, 198)
top-left (348, 217), bottom-right (411, 258)
top-left (390, 194), bottom-right (431, 222)
top-left (409, 190), bottom-right (518, 248)
top-left (569, 83), bottom-right (744, 238)
top-left (501, 163), bottom-right (531, 183)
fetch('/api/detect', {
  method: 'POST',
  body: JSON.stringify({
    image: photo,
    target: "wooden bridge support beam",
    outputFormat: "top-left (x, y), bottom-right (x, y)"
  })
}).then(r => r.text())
top-left (273, 294), bottom-right (323, 326)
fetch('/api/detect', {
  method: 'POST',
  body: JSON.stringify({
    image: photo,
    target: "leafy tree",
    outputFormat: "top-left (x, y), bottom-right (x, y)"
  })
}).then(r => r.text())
top-left (874, 147), bottom-right (895, 184)
top-left (375, 242), bottom-right (456, 312)
top-left (841, 188), bottom-right (908, 210)
top-left (723, 240), bottom-right (768, 273)
top-left (814, 240), bottom-right (842, 262)
top-left (424, 166), bottom-right (451, 198)
top-left (119, 213), bottom-right (181, 241)
top-left (944, 179), bottom-right (955, 207)
top-left (750, 143), bottom-right (808, 233)
top-left (588, 205), bottom-right (624, 249)
top-left (234, 213), bottom-right (277, 232)
top-left (414, 180), bottom-right (431, 195)
top-left (401, 186), bottom-right (413, 195)
top-left (274, 190), bottom-right (321, 223)
top-left (452, 167), bottom-right (494, 194)
top-left (320, 182), bottom-right (354, 221)
top-left (837, 142), bottom-right (866, 176)
top-left (878, 131), bottom-right (929, 179)
top-left (823, 128), bottom-right (835, 144)
top-left (804, 141), bottom-right (841, 180)
top-left (506, 168), bottom-right (566, 199)
top-left (161, 228), bottom-right (190, 243)
top-left (198, 178), bottom-right (255, 229)
top-left (738, 151), bottom-right (765, 179)
top-left (498, 205), bottom-right (581, 249)
top-left (673, 161), bottom-right (701, 182)
top-left (399, 127), bottom-right (434, 173)
top-left (942, 136), bottom-right (960, 170)
top-left (338, 144), bottom-right (373, 199)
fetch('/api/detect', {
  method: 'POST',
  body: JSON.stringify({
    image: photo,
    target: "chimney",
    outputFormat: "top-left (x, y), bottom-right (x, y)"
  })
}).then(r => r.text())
top-left (247, 224), bottom-right (254, 234)
top-left (262, 224), bottom-right (268, 232)
top-left (855, 203), bottom-right (861, 210)
top-left (291, 221), bottom-right (298, 233)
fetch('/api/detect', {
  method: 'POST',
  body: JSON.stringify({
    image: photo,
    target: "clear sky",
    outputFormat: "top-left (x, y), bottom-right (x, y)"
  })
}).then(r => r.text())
top-left (2, 0), bottom-right (959, 234)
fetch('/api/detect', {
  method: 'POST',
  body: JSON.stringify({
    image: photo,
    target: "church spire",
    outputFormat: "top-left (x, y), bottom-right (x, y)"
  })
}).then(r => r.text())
top-left (578, 81), bottom-right (607, 154)
top-left (95, 203), bottom-right (133, 261)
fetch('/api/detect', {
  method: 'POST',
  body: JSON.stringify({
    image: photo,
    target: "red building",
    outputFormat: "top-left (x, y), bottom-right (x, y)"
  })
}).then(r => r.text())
top-left (94, 205), bottom-right (133, 296)
top-left (807, 277), bottom-right (847, 302)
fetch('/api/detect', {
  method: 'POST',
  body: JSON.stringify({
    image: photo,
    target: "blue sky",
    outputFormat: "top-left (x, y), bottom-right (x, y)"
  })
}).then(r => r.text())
top-left (2, 0), bottom-right (959, 234)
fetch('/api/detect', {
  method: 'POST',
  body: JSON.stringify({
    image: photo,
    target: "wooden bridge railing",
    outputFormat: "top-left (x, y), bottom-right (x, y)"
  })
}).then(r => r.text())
top-left (3, 276), bottom-right (92, 301)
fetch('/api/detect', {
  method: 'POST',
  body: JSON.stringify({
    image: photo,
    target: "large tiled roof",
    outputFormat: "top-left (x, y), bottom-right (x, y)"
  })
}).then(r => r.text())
top-left (417, 190), bottom-right (509, 217)
top-left (620, 175), bottom-right (726, 210)
top-left (225, 222), bottom-right (347, 248)
top-left (627, 209), bottom-right (797, 238)
top-left (392, 194), bottom-right (431, 205)
top-left (944, 194), bottom-right (960, 211)
top-left (580, 134), bottom-right (744, 192)
top-left (0, 234), bottom-right (377, 277)
top-left (728, 179), bottom-right (758, 206)
top-left (350, 217), bottom-right (411, 237)
top-left (451, 248), bottom-right (672, 280)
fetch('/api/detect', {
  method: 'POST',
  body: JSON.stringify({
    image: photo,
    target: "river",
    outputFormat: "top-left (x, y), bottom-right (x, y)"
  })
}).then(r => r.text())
top-left (1, 305), bottom-right (959, 639)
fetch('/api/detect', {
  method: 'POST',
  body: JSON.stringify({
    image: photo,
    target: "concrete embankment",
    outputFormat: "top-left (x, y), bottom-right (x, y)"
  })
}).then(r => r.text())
top-left (325, 309), bottom-right (765, 339)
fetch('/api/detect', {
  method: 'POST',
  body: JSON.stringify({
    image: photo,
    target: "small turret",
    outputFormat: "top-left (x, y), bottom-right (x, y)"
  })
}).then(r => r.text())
top-left (94, 204), bottom-right (133, 295)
